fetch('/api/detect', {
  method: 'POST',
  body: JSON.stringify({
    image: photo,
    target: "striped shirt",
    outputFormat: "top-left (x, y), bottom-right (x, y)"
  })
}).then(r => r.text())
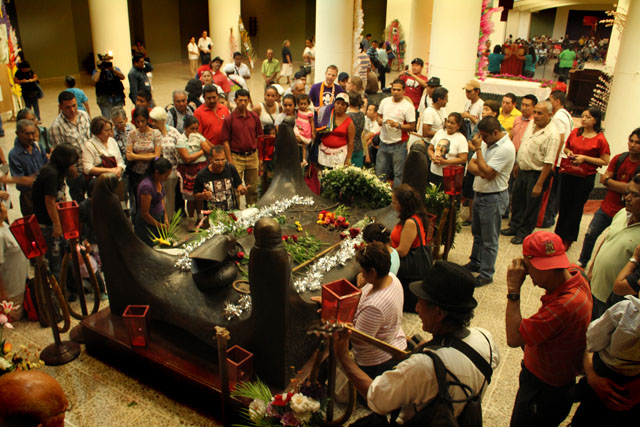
top-left (352, 273), bottom-right (406, 367)
top-left (519, 269), bottom-right (593, 386)
top-left (49, 111), bottom-right (91, 172)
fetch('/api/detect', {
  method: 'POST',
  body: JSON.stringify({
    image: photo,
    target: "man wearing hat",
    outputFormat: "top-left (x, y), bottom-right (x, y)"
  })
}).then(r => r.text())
top-left (461, 80), bottom-right (484, 130)
top-left (335, 261), bottom-right (499, 424)
top-left (418, 76), bottom-right (440, 115)
top-left (399, 58), bottom-right (428, 111)
top-left (506, 230), bottom-right (592, 427)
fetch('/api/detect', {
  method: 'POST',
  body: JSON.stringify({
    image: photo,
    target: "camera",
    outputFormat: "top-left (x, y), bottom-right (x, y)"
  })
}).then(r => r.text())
top-left (97, 53), bottom-right (113, 70)
top-left (299, 65), bottom-right (312, 77)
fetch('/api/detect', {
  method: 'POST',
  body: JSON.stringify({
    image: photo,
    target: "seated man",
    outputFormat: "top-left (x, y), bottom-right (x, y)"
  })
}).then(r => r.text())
top-left (193, 145), bottom-right (246, 211)
top-left (335, 261), bottom-right (499, 425)
top-left (572, 296), bottom-right (640, 426)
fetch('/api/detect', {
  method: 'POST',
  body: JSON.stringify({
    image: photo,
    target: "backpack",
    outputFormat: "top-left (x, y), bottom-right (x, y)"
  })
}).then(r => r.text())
top-left (613, 152), bottom-right (640, 180)
top-left (167, 105), bottom-right (195, 129)
top-left (460, 118), bottom-right (473, 141)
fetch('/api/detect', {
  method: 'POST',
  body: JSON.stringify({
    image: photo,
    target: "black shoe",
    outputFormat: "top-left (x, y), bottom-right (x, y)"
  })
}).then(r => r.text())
top-left (501, 228), bottom-right (516, 236)
top-left (462, 220), bottom-right (472, 226)
top-left (502, 212), bottom-right (510, 219)
top-left (463, 262), bottom-right (480, 273)
top-left (541, 221), bottom-right (554, 228)
top-left (511, 236), bottom-right (524, 244)
top-left (475, 276), bottom-right (493, 287)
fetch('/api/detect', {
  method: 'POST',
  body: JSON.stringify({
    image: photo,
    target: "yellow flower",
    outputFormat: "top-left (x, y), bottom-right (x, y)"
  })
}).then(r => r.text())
top-left (3, 341), bottom-right (11, 354)
top-left (152, 237), bottom-right (171, 247)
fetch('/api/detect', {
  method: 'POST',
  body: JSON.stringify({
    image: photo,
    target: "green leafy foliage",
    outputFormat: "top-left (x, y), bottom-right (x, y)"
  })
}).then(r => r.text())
top-left (149, 209), bottom-right (183, 247)
top-left (321, 166), bottom-right (392, 208)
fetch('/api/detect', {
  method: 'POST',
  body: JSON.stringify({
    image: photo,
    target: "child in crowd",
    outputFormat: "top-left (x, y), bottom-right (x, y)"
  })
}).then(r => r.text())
top-left (176, 115), bottom-right (211, 231)
top-left (275, 94), bottom-right (297, 130)
top-left (64, 75), bottom-right (91, 116)
top-left (364, 103), bottom-right (381, 166)
top-left (296, 94), bottom-right (314, 166)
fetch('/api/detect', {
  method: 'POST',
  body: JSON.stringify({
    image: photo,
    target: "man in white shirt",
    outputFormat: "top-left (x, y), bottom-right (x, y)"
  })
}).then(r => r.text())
top-left (417, 77), bottom-right (441, 115)
top-left (461, 80), bottom-right (484, 135)
top-left (465, 116), bottom-right (515, 286)
top-left (335, 261), bottom-right (499, 425)
top-left (375, 79), bottom-right (416, 187)
top-left (541, 90), bottom-right (574, 227)
top-left (197, 31), bottom-right (213, 65)
top-left (228, 52), bottom-right (251, 80)
top-left (422, 87), bottom-right (448, 143)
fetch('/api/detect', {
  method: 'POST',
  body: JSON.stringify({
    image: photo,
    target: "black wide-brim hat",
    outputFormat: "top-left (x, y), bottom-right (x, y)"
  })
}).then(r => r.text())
top-left (409, 261), bottom-right (478, 312)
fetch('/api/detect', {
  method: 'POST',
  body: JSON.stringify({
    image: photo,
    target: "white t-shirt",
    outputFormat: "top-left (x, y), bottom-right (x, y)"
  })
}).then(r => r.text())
top-left (378, 97), bottom-right (416, 144)
top-left (198, 37), bottom-right (212, 53)
top-left (224, 62), bottom-right (251, 79)
top-left (464, 98), bottom-right (484, 121)
top-left (430, 129), bottom-right (468, 176)
top-left (364, 116), bottom-right (381, 135)
top-left (303, 46), bottom-right (315, 65)
top-left (187, 42), bottom-right (199, 60)
top-left (552, 108), bottom-right (574, 166)
top-left (422, 106), bottom-right (447, 142)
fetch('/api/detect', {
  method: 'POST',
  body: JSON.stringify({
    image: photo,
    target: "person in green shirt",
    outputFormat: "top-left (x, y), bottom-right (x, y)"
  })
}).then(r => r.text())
top-left (518, 46), bottom-right (537, 78)
top-left (261, 49), bottom-right (280, 87)
top-left (558, 45), bottom-right (576, 78)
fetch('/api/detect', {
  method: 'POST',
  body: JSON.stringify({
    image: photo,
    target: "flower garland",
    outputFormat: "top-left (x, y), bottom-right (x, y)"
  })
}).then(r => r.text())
top-left (351, 0), bottom-right (364, 77)
top-left (174, 196), bottom-right (314, 272)
top-left (476, 0), bottom-right (503, 80)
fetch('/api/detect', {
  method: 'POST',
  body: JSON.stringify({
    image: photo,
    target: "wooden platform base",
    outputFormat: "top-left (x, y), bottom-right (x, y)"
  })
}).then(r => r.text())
top-left (81, 307), bottom-right (245, 423)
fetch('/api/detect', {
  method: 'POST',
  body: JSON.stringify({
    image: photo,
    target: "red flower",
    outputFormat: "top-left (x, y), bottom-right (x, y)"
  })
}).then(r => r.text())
top-left (247, 227), bottom-right (253, 234)
top-left (339, 232), bottom-right (348, 240)
top-left (282, 235), bottom-right (289, 241)
top-left (291, 235), bottom-right (298, 242)
top-left (229, 213), bottom-right (238, 221)
top-left (337, 215), bottom-right (345, 222)
top-left (349, 227), bottom-right (361, 238)
top-left (237, 251), bottom-right (245, 259)
top-left (272, 393), bottom-right (288, 406)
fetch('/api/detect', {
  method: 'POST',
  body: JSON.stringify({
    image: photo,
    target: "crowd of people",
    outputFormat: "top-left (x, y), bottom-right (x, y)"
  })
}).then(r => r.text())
top-left (1, 29), bottom-right (638, 427)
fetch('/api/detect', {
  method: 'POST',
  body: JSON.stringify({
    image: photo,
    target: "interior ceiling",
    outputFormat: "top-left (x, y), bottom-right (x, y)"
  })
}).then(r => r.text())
top-left (513, 0), bottom-right (616, 12)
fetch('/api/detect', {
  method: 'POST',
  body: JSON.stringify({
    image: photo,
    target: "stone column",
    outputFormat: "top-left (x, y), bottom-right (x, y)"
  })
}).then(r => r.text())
top-left (314, 0), bottom-right (354, 83)
top-left (429, 0), bottom-right (483, 113)
top-left (552, 6), bottom-right (570, 40)
top-left (406, 0), bottom-right (433, 65)
top-left (88, 0), bottom-right (132, 89)
top-left (517, 11), bottom-right (531, 40)
top-left (208, 0), bottom-right (241, 63)
top-left (489, 11), bottom-right (507, 48)
top-left (605, 0), bottom-right (630, 70)
top-left (505, 9), bottom-right (520, 40)
top-left (603, 0), bottom-right (640, 156)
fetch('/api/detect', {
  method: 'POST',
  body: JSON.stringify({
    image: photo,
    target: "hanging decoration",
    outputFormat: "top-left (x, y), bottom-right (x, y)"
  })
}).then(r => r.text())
top-left (239, 17), bottom-right (257, 68)
top-left (382, 19), bottom-right (405, 71)
top-left (229, 27), bottom-right (239, 62)
top-left (600, 6), bottom-right (627, 33)
top-left (351, 0), bottom-right (364, 76)
top-left (589, 71), bottom-right (613, 115)
top-left (476, 0), bottom-right (503, 80)
top-left (0, 2), bottom-right (23, 109)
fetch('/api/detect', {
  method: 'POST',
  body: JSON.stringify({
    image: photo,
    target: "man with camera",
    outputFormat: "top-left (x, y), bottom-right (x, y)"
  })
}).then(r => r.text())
top-left (91, 53), bottom-right (125, 119)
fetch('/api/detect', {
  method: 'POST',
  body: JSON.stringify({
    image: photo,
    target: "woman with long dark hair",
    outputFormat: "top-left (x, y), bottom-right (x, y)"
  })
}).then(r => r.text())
top-left (134, 157), bottom-right (172, 247)
top-left (518, 45), bottom-right (537, 77)
top-left (556, 107), bottom-right (610, 249)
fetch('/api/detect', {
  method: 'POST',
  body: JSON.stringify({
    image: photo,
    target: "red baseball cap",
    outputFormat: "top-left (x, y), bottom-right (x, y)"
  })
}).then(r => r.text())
top-left (522, 231), bottom-right (570, 271)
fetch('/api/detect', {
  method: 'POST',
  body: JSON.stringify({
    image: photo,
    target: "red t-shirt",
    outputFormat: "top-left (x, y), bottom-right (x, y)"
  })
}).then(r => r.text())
top-left (194, 103), bottom-right (230, 145)
top-left (220, 109), bottom-right (263, 153)
top-left (564, 129), bottom-right (610, 175)
top-left (399, 74), bottom-right (427, 109)
top-left (601, 152), bottom-right (640, 217)
top-left (212, 71), bottom-right (231, 93)
top-left (519, 269), bottom-right (592, 387)
top-left (390, 215), bottom-right (428, 249)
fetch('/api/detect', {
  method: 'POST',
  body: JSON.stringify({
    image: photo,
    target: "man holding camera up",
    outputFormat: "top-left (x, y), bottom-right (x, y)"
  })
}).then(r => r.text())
top-left (92, 53), bottom-right (126, 119)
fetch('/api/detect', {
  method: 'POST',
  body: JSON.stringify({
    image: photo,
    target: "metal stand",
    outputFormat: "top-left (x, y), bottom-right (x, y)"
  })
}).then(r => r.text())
top-left (69, 237), bottom-right (88, 343)
top-left (36, 257), bottom-right (80, 366)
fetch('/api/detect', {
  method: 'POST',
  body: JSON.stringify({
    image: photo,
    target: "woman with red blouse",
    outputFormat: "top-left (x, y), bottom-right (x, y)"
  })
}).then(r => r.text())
top-left (318, 93), bottom-right (354, 168)
top-left (556, 107), bottom-right (610, 249)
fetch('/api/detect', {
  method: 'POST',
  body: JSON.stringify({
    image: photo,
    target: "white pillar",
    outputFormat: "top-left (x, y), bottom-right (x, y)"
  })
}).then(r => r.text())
top-left (604, 0), bottom-right (640, 156)
top-left (88, 0), bottom-right (132, 89)
top-left (517, 11), bottom-right (531, 40)
top-left (605, 0), bottom-right (630, 70)
top-left (314, 0), bottom-right (354, 83)
top-left (406, 0), bottom-right (433, 65)
top-left (429, 0), bottom-right (483, 113)
top-left (208, 0), bottom-right (241, 63)
top-left (489, 12), bottom-right (507, 48)
top-left (505, 9), bottom-right (520, 40)
top-left (552, 7), bottom-right (569, 40)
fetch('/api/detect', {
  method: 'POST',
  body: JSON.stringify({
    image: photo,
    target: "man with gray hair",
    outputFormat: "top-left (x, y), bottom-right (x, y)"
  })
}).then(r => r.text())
top-left (501, 101), bottom-right (559, 244)
top-left (283, 78), bottom-right (307, 97)
top-left (9, 119), bottom-right (47, 215)
top-left (166, 90), bottom-right (194, 133)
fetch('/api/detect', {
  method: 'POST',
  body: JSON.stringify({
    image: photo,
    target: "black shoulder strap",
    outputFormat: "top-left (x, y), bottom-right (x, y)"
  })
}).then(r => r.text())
top-left (169, 108), bottom-right (177, 126)
top-left (614, 152), bottom-right (628, 178)
top-left (447, 334), bottom-right (493, 384)
top-left (423, 351), bottom-right (455, 404)
top-left (409, 217), bottom-right (425, 248)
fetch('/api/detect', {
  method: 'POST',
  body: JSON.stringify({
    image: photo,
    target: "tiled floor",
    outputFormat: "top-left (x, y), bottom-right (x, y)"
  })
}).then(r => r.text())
top-left (1, 61), bottom-right (589, 426)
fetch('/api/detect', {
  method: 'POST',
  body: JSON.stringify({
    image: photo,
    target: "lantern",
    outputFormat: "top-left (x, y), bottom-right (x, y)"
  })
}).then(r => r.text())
top-left (9, 215), bottom-right (47, 259)
top-left (226, 345), bottom-right (254, 389)
top-left (321, 279), bottom-right (361, 323)
top-left (56, 201), bottom-right (80, 240)
top-left (122, 305), bottom-right (150, 347)
top-left (258, 135), bottom-right (276, 162)
top-left (443, 165), bottom-right (465, 196)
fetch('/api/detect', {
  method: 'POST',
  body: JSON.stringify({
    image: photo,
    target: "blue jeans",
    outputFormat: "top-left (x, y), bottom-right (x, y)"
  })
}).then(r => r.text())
top-left (470, 190), bottom-right (509, 280)
top-left (578, 208), bottom-right (613, 267)
top-left (375, 141), bottom-right (407, 188)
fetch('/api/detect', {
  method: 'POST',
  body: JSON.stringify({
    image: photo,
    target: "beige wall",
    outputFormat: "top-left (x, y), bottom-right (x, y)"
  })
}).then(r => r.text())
top-left (15, 0), bottom-right (80, 78)
top-left (362, 0), bottom-right (387, 41)
top-left (142, 0), bottom-right (183, 64)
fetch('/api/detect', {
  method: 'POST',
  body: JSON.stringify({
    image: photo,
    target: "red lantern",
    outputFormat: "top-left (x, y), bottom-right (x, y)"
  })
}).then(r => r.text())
top-left (321, 279), bottom-right (361, 323)
top-left (9, 215), bottom-right (47, 259)
top-left (122, 305), bottom-right (150, 347)
top-left (226, 345), bottom-right (254, 390)
top-left (443, 165), bottom-right (465, 196)
top-left (56, 201), bottom-right (80, 240)
top-left (258, 135), bottom-right (276, 162)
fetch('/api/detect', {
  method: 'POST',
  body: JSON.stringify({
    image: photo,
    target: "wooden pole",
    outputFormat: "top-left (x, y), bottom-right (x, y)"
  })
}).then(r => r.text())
top-left (215, 326), bottom-right (231, 427)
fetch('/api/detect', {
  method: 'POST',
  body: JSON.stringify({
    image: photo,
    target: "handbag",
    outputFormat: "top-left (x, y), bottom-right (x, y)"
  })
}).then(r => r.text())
top-left (397, 217), bottom-right (433, 312)
top-left (559, 157), bottom-right (589, 177)
top-left (36, 83), bottom-right (45, 99)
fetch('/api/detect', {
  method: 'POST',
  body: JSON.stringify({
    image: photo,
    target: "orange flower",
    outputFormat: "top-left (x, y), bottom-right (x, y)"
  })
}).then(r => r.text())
top-left (3, 341), bottom-right (11, 354)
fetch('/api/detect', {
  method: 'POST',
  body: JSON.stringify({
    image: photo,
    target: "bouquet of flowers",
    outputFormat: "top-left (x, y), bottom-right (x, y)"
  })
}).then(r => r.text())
top-left (1, 301), bottom-right (44, 375)
top-left (232, 379), bottom-right (326, 426)
top-left (321, 166), bottom-right (391, 209)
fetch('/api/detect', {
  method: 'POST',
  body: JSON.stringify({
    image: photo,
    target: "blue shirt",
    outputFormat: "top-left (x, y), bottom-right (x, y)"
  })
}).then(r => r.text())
top-left (524, 54), bottom-right (536, 73)
top-left (488, 53), bottom-right (505, 73)
top-left (65, 88), bottom-right (89, 112)
top-left (9, 139), bottom-right (47, 192)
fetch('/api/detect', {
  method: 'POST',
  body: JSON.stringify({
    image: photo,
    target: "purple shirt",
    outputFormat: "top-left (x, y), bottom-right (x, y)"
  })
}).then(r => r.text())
top-left (309, 82), bottom-right (344, 108)
top-left (137, 176), bottom-right (165, 216)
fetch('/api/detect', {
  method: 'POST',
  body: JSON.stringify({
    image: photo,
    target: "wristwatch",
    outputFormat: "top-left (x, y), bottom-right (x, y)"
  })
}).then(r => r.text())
top-left (603, 177), bottom-right (611, 186)
top-left (630, 257), bottom-right (640, 266)
top-left (507, 293), bottom-right (520, 301)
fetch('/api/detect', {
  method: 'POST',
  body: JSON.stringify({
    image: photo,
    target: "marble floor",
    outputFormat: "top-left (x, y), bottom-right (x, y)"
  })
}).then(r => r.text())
top-left (1, 61), bottom-right (588, 426)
